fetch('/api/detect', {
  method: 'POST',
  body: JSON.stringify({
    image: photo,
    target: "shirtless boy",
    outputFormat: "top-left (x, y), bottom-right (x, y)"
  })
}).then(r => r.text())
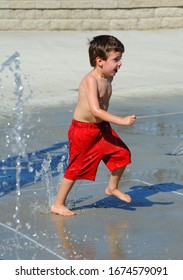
top-left (51, 35), bottom-right (136, 216)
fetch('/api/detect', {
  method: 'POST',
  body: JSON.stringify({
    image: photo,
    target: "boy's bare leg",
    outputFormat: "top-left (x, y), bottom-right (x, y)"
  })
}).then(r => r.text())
top-left (50, 178), bottom-right (76, 216)
top-left (105, 166), bottom-right (131, 203)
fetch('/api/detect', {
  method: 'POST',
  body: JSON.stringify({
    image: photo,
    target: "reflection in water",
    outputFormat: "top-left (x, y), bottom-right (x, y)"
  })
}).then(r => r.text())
top-left (51, 214), bottom-right (131, 260)
top-left (106, 221), bottom-right (130, 260)
top-left (51, 215), bottom-right (95, 259)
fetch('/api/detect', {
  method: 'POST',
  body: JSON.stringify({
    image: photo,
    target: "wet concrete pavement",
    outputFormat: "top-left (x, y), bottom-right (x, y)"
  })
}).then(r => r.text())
top-left (0, 94), bottom-right (182, 260)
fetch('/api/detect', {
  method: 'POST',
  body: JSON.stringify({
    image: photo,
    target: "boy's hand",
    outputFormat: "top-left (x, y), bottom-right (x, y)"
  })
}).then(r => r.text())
top-left (121, 114), bottom-right (136, 126)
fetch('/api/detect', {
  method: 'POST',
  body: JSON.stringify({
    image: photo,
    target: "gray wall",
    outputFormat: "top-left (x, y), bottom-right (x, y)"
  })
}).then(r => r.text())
top-left (0, 0), bottom-right (183, 31)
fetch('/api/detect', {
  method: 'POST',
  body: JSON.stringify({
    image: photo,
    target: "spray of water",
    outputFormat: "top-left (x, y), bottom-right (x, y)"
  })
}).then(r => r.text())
top-left (34, 153), bottom-right (67, 208)
top-left (0, 222), bottom-right (65, 259)
top-left (0, 53), bottom-right (69, 259)
top-left (1, 53), bottom-right (26, 228)
top-left (0, 52), bottom-right (27, 258)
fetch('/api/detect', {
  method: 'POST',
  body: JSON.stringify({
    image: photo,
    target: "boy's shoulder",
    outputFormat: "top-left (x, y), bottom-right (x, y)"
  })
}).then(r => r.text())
top-left (80, 70), bottom-right (113, 90)
top-left (84, 70), bottom-right (96, 80)
top-left (80, 71), bottom-right (98, 86)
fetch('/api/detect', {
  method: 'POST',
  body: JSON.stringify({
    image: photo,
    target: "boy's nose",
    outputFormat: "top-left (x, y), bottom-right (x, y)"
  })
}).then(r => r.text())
top-left (118, 60), bottom-right (122, 67)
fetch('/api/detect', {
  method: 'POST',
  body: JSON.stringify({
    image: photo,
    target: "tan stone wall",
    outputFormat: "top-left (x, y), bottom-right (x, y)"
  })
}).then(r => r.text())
top-left (0, 0), bottom-right (183, 31)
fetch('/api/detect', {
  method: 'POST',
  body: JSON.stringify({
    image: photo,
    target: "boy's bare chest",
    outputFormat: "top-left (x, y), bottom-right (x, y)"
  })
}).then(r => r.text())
top-left (97, 80), bottom-right (112, 110)
top-left (97, 79), bottom-right (112, 100)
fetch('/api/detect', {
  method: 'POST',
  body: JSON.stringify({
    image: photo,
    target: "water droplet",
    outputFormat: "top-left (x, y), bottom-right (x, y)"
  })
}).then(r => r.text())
top-left (25, 223), bottom-right (31, 230)
top-left (2, 181), bottom-right (8, 187)
top-left (28, 166), bottom-right (34, 172)
top-left (2, 165), bottom-right (6, 171)
top-left (17, 190), bottom-right (21, 196)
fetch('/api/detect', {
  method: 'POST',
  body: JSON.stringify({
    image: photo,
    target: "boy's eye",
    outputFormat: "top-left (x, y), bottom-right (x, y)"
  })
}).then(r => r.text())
top-left (114, 57), bottom-right (121, 62)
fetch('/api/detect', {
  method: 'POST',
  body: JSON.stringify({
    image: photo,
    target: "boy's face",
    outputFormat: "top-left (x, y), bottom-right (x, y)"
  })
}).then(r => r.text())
top-left (100, 51), bottom-right (123, 77)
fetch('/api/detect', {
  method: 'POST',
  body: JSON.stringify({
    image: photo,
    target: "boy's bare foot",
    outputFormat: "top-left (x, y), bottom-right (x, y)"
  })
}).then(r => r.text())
top-left (50, 204), bottom-right (76, 217)
top-left (105, 187), bottom-right (131, 203)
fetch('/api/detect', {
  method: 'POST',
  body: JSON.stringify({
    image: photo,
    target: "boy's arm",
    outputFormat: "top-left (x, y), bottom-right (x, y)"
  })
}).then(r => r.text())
top-left (86, 76), bottom-right (136, 126)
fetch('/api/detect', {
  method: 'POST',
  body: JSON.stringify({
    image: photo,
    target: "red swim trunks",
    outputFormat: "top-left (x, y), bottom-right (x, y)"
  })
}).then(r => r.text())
top-left (64, 119), bottom-right (131, 181)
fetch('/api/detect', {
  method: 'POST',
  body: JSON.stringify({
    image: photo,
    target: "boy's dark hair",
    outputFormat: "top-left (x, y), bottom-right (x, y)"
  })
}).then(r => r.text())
top-left (88, 35), bottom-right (125, 67)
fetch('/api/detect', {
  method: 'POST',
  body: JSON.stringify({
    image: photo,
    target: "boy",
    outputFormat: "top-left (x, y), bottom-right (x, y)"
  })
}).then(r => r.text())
top-left (51, 35), bottom-right (136, 216)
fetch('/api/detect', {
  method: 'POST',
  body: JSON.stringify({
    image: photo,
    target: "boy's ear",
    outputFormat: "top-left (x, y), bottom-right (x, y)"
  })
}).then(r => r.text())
top-left (96, 56), bottom-right (104, 67)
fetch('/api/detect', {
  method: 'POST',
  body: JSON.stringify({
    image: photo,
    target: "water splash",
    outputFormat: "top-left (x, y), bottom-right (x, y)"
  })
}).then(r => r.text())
top-left (1, 53), bottom-right (25, 227)
top-left (0, 222), bottom-right (65, 259)
top-left (0, 53), bottom-right (69, 259)
top-left (34, 153), bottom-right (53, 207)
top-left (0, 52), bottom-right (34, 259)
top-left (0, 51), bottom-right (51, 196)
top-left (34, 152), bottom-right (68, 207)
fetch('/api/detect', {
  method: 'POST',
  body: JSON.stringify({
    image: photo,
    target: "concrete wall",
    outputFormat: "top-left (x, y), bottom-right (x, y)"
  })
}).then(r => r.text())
top-left (0, 0), bottom-right (183, 31)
